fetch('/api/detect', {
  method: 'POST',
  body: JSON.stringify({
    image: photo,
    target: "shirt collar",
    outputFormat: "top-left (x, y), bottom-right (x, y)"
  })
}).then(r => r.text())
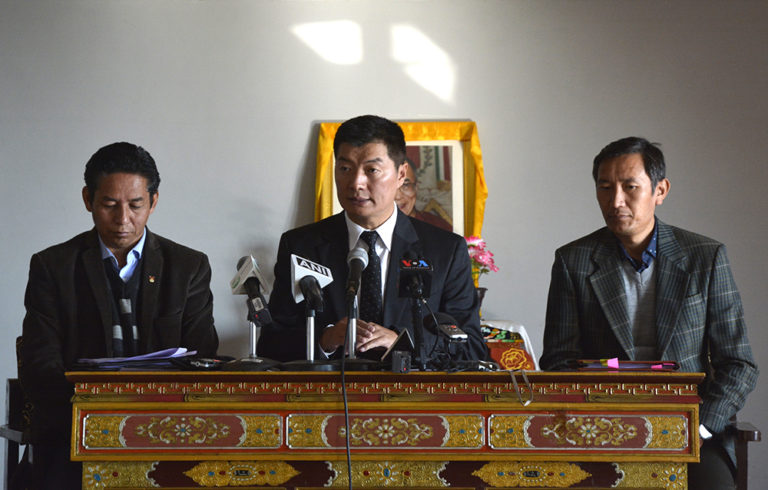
top-left (618, 219), bottom-right (658, 273)
top-left (344, 203), bottom-right (398, 252)
top-left (98, 228), bottom-right (147, 266)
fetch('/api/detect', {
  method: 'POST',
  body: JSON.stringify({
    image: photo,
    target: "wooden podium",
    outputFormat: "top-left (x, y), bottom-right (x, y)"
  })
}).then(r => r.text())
top-left (67, 370), bottom-right (703, 489)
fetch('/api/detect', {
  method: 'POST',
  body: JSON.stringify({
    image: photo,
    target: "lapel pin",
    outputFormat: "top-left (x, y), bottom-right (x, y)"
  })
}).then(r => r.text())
top-left (149, 275), bottom-right (156, 283)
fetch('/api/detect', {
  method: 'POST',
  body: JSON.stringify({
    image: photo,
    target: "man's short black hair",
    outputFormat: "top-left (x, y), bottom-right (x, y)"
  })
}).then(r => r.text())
top-left (333, 115), bottom-right (406, 167)
top-left (84, 142), bottom-right (160, 203)
top-left (592, 136), bottom-right (666, 189)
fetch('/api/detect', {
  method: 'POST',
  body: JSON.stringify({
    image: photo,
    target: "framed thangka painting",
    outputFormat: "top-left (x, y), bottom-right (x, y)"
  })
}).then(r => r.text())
top-left (314, 120), bottom-right (488, 237)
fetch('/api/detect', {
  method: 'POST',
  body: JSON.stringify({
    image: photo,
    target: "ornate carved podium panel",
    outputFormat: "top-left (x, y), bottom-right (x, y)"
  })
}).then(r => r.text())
top-left (67, 370), bottom-right (703, 489)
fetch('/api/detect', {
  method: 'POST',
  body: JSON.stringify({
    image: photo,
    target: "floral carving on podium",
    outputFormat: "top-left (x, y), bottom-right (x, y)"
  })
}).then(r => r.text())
top-left (342, 416), bottom-right (434, 446)
top-left (541, 416), bottom-right (639, 447)
top-left (134, 415), bottom-right (230, 445)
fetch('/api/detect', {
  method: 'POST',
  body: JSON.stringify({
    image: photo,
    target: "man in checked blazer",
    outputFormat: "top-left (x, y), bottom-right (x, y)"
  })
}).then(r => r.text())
top-left (540, 137), bottom-right (757, 489)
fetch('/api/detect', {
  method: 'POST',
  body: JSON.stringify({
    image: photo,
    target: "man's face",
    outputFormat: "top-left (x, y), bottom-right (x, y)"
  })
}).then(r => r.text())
top-left (335, 141), bottom-right (406, 229)
top-left (395, 162), bottom-right (417, 216)
top-left (596, 153), bottom-right (669, 248)
top-left (82, 172), bottom-right (158, 258)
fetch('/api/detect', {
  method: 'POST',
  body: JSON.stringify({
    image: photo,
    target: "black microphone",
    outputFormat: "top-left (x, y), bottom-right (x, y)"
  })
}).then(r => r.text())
top-left (398, 250), bottom-right (433, 299)
top-left (424, 312), bottom-right (468, 343)
top-left (299, 275), bottom-right (324, 311)
top-left (236, 260), bottom-right (272, 327)
top-left (345, 247), bottom-right (369, 298)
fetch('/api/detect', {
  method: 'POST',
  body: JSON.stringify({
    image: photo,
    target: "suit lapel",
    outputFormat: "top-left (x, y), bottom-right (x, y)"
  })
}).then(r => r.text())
top-left (588, 231), bottom-right (635, 359)
top-left (139, 229), bottom-right (162, 353)
top-left (382, 211), bottom-right (419, 327)
top-left (654, 221), bottom-right (690, 357)
top-left (82, 230), bottom-right (116, 355)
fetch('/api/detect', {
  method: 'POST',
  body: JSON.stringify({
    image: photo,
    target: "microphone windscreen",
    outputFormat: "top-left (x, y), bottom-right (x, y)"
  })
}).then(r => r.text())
top-left (347, 247), bottom-right (369, 269)
top-left (236, 256), bottom-right (250, 270)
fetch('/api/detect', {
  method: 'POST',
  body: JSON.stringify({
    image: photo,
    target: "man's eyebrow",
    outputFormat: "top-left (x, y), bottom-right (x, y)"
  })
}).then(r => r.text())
top-left (99, 195), bottom-right (145, 202)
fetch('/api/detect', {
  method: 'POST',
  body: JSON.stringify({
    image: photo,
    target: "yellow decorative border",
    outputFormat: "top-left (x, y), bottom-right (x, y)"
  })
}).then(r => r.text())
top-left (473, 461), bottom-right (590, 487)
top-left (328, 460), bottom-right (448, 487)
top-left (315, 120), bottom-right (488, 237)
top-left (615, 462), bottom-right (687, 488)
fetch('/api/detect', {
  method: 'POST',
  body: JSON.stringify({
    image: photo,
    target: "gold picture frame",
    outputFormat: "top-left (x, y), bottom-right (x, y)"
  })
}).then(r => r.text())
top-left (314, 120), bottom-right (488, 237)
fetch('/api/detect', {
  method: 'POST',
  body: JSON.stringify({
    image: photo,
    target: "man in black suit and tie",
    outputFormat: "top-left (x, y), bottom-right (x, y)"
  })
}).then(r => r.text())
top-left (19, 142), bottom-right (219, 488)
top-left (257, 115), bottom-right (487, 364)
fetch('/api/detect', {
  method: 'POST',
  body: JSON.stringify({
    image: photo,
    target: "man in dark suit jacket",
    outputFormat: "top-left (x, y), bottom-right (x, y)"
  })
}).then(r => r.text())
top-left (19, 142), bottom-right (218, 488)
top-left (257, 115), bottom-right (486, 365)
top-left (540, 137), bottom-right (757, 489)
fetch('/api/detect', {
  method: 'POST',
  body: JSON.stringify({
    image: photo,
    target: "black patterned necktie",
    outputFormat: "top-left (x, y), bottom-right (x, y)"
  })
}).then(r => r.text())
top-left (359, 231), bottom-right (382, 325)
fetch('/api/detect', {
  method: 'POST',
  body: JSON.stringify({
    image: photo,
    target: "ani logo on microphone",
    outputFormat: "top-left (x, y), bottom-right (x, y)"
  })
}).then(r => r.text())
top-left (290, 254), bottom-right (333, 302)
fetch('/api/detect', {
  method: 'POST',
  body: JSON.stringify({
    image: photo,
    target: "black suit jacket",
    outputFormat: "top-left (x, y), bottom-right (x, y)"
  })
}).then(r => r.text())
top-left (257, 210), bottom-right (487, 363)
top-left (19, 228), bottom-right (218, 441)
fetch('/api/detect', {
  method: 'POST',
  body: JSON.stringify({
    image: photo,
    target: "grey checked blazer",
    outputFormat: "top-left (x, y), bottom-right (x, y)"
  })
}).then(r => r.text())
top-left (540, 220), bottom-right (757, 437)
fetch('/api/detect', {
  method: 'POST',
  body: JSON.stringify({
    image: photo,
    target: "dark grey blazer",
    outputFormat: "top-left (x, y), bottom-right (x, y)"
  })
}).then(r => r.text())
top-left (257, 210), bottom-right (487, 363)
top-left (541, 220), bottom-right (758, 438)
top-left (19, 228), bottom-right (218, 441)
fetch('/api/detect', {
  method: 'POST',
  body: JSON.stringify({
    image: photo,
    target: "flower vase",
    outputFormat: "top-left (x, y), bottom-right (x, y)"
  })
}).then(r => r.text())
top-left (476, 287), bottom-right (487, 318)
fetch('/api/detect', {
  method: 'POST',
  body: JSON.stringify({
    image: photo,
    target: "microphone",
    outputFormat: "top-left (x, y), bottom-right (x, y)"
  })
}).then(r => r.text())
top-left (230, 255), bottom-right (271, 297)
top-left (299, 276), bottom-right (324, 311)
top-left (398, 250), bottom-right (433, 299)
top-left (290, 254), bottom-right (333, 305)
top-left (231, 256), bottom-right (272, 326)
top-left (345, 247), bottom-right (369, 298)
top-left (424, 312), bottom-right (468, 343)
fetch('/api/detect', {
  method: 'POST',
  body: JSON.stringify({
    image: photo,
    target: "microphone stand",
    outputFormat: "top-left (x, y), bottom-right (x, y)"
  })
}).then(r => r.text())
top-left (282, 298), bottom-right (340, 371)
top-left (329, 291), bottom-right (381, 371)
top-left (346, 294), bottom-right (358, 358)
top-left (408, 287), bottom-right (426, 371)
top-left (221, 299), bottom-right (280, 371)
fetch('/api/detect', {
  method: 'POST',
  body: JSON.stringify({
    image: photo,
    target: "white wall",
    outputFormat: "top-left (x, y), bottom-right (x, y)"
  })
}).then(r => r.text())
top-left (1, 0), bottom-right (766, 486)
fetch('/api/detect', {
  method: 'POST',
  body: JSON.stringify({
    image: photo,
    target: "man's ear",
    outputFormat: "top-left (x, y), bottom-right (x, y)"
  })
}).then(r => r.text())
top-left (149, 192), bottom-right (159, 214)
top-left (82, 186), bottom-right (93, 212)
top-left (396, 162), bottom-right (407, 186)
top-left (654, 178), bottom-right (670, 205)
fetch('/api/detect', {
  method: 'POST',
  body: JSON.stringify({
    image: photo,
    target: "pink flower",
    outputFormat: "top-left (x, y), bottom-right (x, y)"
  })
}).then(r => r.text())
top-left (465, 235), bottom-right (485, 248)
top-left (464, 236), bottom-right (499, 280)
